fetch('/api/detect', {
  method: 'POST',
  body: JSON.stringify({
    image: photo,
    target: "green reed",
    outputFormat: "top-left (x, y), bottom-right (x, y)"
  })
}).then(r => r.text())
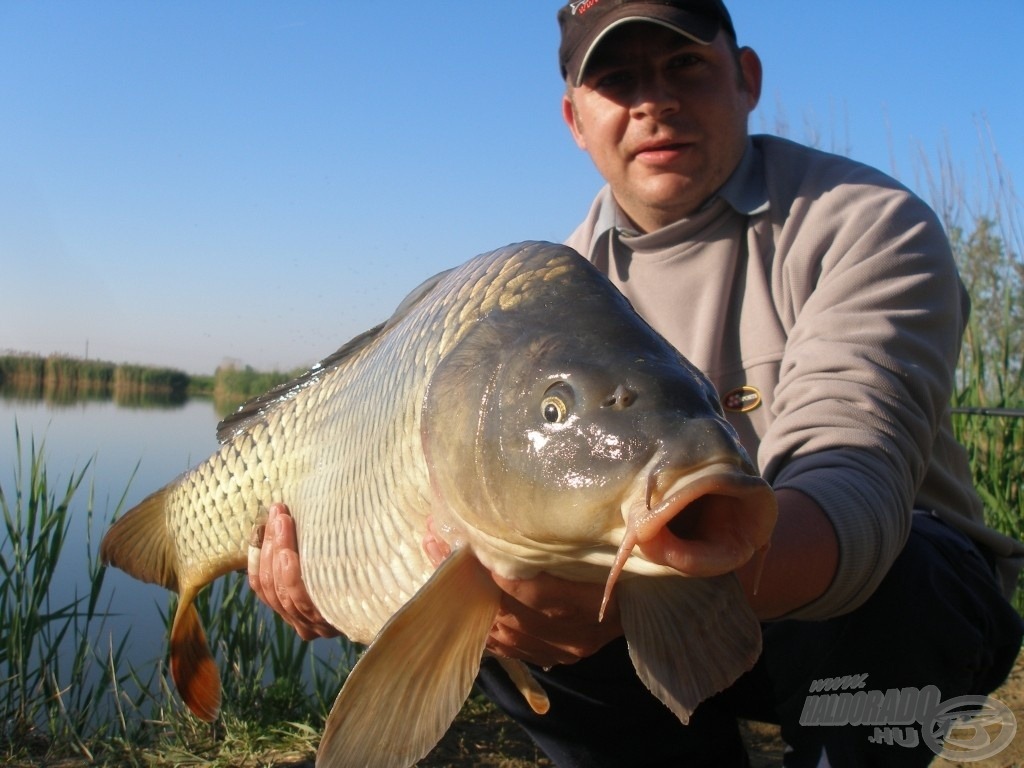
top-left (952, 311), bottom-right (1024, 610)
top-left (182, 571), bottom-right (355, 724)
top-left (117, 578), bottom-right (357, 766)
top-left (0, 426), bottom-right (129, 760)
top-left (929, 122), bottom-right (1024, 609)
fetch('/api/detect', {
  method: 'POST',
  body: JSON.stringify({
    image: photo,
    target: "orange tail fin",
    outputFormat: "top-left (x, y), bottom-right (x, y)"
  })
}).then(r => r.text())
top-left (101, 487), bottom-right (223, 721)
top-left (171, 591), bottom-right (222, 722)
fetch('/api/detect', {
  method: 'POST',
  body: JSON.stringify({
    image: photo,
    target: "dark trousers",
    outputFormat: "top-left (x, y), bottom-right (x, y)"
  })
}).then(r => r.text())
top-left (477, 514), bottom-right (1023, 767)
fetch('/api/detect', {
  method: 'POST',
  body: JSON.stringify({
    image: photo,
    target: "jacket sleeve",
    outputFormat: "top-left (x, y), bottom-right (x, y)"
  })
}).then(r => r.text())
top-left (757, 158), bottom-right (968, 619)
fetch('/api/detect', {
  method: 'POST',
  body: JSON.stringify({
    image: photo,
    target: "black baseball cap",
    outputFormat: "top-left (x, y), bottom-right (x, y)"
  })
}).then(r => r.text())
top-left (558, 0), bottom-right (737, 86)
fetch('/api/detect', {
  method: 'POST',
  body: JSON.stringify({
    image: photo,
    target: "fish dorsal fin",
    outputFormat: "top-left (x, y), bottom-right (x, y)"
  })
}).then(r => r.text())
top-left (382, 266), bottom-right (454, 330)
top-left (216, 268), bottom-right (455, 443)
top-left (618, 574), bottom-right (761, 725)
top-left (316, 547), bottom-right (501, 768)
top-left (215, 322), bottom-right (385, 442)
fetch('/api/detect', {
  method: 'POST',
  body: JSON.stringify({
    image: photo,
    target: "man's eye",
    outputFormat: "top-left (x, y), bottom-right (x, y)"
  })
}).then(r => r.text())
top-left (592, 70), bottom-right (633, 91)
top-left (668, 54), bottom-right (702, 70)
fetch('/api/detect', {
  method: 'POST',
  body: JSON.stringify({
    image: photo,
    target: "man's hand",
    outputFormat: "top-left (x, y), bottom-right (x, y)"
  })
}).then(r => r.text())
top-left (485, 571), bottom-right (625, 667)
top-left (422, 519), bottom-right (624, 668)
top-left (248, 503), bottom-right (340, 640)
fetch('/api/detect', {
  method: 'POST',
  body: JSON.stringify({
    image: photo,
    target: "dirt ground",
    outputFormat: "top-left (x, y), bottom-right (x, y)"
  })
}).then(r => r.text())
top-left (939, 648), bottom-right (1024, 768)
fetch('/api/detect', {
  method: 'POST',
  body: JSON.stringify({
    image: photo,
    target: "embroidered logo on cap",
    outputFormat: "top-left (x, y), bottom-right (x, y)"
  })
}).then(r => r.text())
top-left (570, 0), bottom-right (601, 15)
top-left (722, 385), bottom-right (762, 413)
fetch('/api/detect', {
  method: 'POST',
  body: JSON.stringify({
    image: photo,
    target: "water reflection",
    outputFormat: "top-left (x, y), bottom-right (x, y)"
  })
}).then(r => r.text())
top-left (2, 384), bottom-right (189, 408)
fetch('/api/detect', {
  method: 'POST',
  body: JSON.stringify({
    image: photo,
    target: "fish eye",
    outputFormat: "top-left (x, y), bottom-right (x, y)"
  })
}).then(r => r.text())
top-left (540, 382), bottom-right (574, 424)
top-left (542, 397), bottom-right (567, 423)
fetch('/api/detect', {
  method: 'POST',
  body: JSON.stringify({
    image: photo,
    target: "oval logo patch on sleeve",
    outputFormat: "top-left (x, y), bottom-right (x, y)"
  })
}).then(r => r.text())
top-left (722, 385), bottom-right (762, 413)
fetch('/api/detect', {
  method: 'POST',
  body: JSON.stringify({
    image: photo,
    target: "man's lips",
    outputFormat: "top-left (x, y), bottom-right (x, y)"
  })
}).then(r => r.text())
top-left (632, 140), bottom-right (693, 163)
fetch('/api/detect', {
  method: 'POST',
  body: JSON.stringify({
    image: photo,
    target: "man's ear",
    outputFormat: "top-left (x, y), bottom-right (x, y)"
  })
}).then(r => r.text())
top-left (562, 93), bottom-right (587, 151)
top-left (738, 47), bottom-right (763, 110)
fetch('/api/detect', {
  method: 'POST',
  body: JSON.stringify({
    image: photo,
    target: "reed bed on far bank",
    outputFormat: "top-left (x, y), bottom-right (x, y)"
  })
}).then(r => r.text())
top-left (0, 354), bottom-right (190, 407)
top-left (0, 353), bottom-right (304, 414)
top-left (211, 363), bottom-right (305, 417)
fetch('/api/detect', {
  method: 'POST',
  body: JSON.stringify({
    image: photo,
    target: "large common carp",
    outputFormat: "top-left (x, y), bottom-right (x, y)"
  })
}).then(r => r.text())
top-left (101, 241), bottom-right (777, 768)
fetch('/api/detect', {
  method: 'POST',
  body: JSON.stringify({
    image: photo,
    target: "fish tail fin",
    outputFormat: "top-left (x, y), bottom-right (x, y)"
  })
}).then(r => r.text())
top-left (317, 548), bottom-right (501, 768)
top-left (101, 488), bottom-right (222, 721)
top-left (100, 488), bottom-right (180, 591)
top-left (170, 589), bottom-right (221, 722)
top-left (620, 574), bottom-right (761, 725)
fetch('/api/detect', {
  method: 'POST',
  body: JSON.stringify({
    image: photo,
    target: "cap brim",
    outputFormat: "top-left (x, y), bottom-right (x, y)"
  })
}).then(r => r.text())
top-left (569, 10), bottom-right (720, 87)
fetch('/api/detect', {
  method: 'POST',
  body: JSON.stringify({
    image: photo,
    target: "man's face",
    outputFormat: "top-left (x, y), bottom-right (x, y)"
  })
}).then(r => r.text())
top-left (563, 24), bottom-right (761, 233)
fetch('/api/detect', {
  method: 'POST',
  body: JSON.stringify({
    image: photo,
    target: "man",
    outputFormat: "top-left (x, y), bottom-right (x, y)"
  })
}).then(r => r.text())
top-left (251, 1), bottom-right (1024, 765)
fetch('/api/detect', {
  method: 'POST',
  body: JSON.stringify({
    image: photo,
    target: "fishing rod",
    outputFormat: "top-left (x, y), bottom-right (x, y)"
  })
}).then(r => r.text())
top-left (951, 406), bottom-right (1024, 418)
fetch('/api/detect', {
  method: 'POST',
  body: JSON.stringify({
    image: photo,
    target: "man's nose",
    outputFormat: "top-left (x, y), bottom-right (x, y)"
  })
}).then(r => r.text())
top-left (631, 74), bottom-right (680, 118)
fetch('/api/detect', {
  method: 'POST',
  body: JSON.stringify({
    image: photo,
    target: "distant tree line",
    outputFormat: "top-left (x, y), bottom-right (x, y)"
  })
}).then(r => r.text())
top-left (0, 353), bottom-right (302, 414)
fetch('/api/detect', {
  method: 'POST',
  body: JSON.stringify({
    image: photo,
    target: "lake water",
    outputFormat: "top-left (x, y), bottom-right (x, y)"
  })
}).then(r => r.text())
top-left (0, 395), bottom-right (225, 670)
top-left (0, 393), bottom-right (358, 706)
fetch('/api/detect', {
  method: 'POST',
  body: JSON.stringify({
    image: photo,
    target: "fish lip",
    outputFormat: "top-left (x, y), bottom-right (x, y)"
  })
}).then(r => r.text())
top-left (628, 462), bottom-right (777, 578)
top-left (632, 462), bottom-right (770, 544)
top-left (598, 462), bottom-right (776, 618)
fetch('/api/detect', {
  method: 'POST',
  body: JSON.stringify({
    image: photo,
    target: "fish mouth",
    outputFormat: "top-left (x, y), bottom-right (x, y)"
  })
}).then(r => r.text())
top-left (599, 463), bottom-right (777, 620)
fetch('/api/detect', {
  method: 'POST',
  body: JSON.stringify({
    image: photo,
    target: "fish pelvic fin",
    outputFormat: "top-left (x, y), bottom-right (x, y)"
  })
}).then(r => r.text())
top-left (99, 488), bottom-right (179, 591)
top-left (317, 548), bottom-right (501, 768)
top-left (170, 588), bottom-right (221, 722)
top-left (619, 574), bottom-right (761, 725)
top-left (496, 658), bottom-right (550, 715)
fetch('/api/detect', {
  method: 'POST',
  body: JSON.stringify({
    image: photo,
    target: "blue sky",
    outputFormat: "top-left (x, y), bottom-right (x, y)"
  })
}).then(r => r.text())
top-left (2, 2), bottom-right (1021, 375)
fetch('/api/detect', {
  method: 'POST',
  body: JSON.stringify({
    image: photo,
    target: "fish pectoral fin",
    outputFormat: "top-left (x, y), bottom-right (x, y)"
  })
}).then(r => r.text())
top-left (170, 588), bottom-right (221, 722)
top-left (317, 548), bottom-right (501, 768)
top-left (619, 574), bottom-right (761, 725)
top-left (496, 657), bottom-right (550, 715)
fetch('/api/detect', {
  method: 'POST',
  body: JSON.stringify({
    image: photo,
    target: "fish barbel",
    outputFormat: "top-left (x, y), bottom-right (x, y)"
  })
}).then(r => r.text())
top-left (101, 241), bottom-right (777, 767)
